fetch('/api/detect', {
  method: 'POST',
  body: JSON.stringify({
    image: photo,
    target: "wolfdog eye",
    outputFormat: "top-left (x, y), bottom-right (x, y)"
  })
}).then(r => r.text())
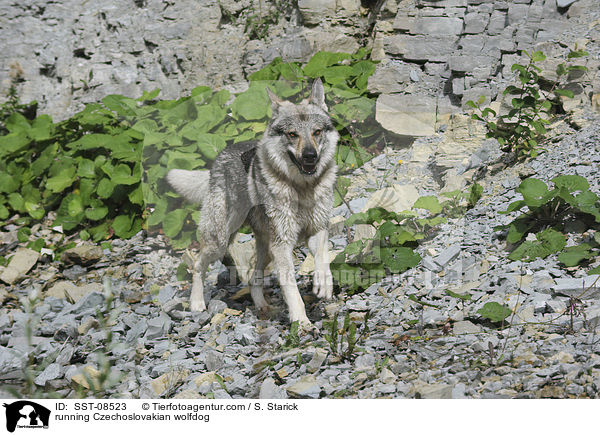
top-left (288, 132), bottom-right (298, 138)
top-left (313, 129), bottom-right (322, 136)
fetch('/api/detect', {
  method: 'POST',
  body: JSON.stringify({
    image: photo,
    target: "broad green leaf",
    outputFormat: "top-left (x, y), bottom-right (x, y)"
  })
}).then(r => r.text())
top-left (552, 175), bottom-right (589, 192)
top-left (508, 228), bottom-right (566, 262)
top-left (518, 177), bottom-right (553, 208)
top-left (378, 246), bottom-right (421, 273)
top-left (146, 198), bottom-right (168, 227)
top-left (55, 194), bottom-right (84, 230)
top-left (46, 171), bottom-right (77, 193)
top-left (111, 215), bottom-right (133, 238)
top-left (163, 209), bottom-right (188, 238)
top-left (413, 196), bottom-right (442, 214)
top-left (77, 158), bottom-right (96, 178)
top-left (231, 86), bottom-right (269, 121)
top-left (136, 88), bottom-right (160, 101)
top-left (568, 49), bottom-right (588, 59)
top-left (102, 94), bottom-right (137, 116)
top-left (191, 85), bottom-right (212, 99)
top-left (25, 202), bottom-right (45, 220)
top-left (477, 302), bottom-right (512, 323)
top-left (345, 212), bottom-right (368, 226)
top-left (196, 134), bottom-right (227, 161)
top-left (29, 114), bottom-right (53, 141)
top-left (303, 51), bottom-right (351, 78)
top-left (67, 195), bottom-right (84, 217)
top-left (5, 112), bottom-right (31, 134)
top-left (0, 133), bottom-right (30, 156)
top-left (88, 222), bottom-right (110, 242)
top-left (132, 119), bottom-right (159, 135)
top-left (111, 164), bottom-right (139, 185)
top-left (323, 65), bottom-right (355, 85)
top-left (558, 244), bottom-right (595, 267)
top-left (0, 203), bottom-right (9, 219)
top-left (500, 200), bottom-right (527, 214)
top-left (0, 173), bottom-right (19, 193)
top-left (554, 88), bottom-right (574, 98)
top-left (128, 186), bottom-right (144, 206)
top-left (97, 178), bottom-right (115, 198)
top-left (85, 204), bottom-right (109, 221)
top-left (278, 62), bottom-right (304, 81)
top-left (531, 51), bottom-right (546, 62)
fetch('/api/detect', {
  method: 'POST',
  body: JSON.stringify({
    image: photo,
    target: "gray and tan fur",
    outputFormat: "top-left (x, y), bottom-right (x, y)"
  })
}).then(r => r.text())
top-left (167, 79), bottom-right (338, 326)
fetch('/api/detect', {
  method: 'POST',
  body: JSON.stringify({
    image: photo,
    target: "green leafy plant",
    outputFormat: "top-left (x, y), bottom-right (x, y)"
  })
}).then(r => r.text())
top-left (499, 175), bottom-right (600, 266)
top-left (0, 50), bottom-right (380, 251)
top-left (477, 302), bottom-right (512, 323)
top-left (323, 311), bottom-right (370, 361)
top-left (0, 94), bottom-right (145, 243)
top-left (330, 207), bottom-right (422, 292)
top-left (331, 183), bottom-right (483, 292)
top-left (467, 49), bottom-right (588, 158)
top-left (282, 321), bottom-right (300, 350)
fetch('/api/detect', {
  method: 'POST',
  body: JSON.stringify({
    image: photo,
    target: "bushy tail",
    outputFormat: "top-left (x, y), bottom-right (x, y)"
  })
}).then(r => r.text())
top-left (166, 169), bottom-right (210, 204)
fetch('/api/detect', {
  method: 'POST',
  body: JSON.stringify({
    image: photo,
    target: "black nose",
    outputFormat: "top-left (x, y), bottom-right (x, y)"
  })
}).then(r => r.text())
top-left (302, 147), bottom-right (318, 163)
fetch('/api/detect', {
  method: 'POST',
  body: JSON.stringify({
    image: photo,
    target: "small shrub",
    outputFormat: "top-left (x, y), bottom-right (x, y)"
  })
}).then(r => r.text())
top-left (499, 175), bottom-right (600, 265)
top-left (467, 49), bottom-right (588, 158)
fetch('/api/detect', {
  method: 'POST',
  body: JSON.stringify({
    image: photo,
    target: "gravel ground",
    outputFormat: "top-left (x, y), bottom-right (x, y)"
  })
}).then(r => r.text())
top-left (1, 114), bottom-right (600, 399)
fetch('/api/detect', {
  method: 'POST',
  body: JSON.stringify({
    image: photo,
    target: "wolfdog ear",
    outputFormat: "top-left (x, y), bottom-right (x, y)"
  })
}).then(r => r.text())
top-left (266, 87), bottom-right (283, 115)
top-left (309, 78), bottom-right (327, 111)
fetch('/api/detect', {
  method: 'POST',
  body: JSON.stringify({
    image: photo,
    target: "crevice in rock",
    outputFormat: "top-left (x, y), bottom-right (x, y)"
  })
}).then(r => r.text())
top-left (39, 65), bottom-right (56, 78)
top-left (73, 48), bottom-right (91, 60)
top-left (144, 40), bottom-right (158, 53)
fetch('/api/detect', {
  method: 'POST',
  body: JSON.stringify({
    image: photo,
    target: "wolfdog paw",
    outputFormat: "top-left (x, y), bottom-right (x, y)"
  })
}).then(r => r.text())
top-left (257, 304), bottom-right (273, 320)
top-left (312, 270), bottom-right (333, 299)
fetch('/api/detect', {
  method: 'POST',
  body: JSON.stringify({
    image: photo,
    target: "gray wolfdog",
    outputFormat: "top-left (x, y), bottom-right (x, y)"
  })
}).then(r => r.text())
top-left (167, 79), bottom-right (338, 326)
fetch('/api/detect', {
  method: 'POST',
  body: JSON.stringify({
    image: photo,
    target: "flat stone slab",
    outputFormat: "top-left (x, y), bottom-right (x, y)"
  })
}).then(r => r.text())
top-left (1, 248), bottom-right (40, 285)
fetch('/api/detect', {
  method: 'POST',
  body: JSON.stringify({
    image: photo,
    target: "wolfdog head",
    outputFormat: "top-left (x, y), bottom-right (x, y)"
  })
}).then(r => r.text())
top-left (263, 79), bottom-right (339, 179)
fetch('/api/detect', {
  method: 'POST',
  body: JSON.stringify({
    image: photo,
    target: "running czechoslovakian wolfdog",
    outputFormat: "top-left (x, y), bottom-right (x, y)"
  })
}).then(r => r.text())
top-left (167, 79), bottom-right (338, 327)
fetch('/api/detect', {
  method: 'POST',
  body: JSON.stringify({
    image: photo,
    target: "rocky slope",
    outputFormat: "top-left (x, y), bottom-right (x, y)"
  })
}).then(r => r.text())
top-left (1, 109), bottom-right (599, 399)
top-left (1, 0), bottom-right (600, 400)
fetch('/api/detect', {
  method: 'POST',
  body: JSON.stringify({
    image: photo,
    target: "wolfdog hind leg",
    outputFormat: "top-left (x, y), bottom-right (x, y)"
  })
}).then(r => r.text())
top-left (250, 231), bottom-right (271, 311)
top-left (190, 232), bottom-right (227, 312)
top-left (308, 229), bottom-right (333, 299)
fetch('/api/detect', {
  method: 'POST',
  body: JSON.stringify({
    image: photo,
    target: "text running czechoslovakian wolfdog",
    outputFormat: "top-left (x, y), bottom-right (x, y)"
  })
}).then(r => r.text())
top-left (167, 79), bottom-right (338, 327)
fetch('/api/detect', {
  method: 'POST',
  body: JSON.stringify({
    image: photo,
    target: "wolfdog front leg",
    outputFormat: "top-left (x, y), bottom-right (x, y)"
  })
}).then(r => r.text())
top-left (308, 229), bottom-right (333, 299)
top-left (271, 243), bottom-right (311, 325)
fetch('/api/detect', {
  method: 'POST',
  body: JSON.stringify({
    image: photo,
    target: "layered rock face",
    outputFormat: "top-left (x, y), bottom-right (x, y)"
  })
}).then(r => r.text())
top-left (0, 0), bottom-right (598, 128)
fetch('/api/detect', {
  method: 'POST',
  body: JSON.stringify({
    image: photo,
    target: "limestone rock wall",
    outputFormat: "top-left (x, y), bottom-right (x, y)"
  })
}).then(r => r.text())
top-left (0, 0), bottom-right (598, 126)
top-left (370, 0), bottom-right (600, 137)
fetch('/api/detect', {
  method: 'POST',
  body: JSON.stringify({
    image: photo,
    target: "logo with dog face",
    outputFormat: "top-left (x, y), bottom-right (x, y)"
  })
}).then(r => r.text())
top-left (3, 401), bottom-right (50, 432)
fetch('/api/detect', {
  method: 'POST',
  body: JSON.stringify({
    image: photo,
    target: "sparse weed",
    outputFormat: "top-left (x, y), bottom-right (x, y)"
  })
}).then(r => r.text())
top-left (323, 311), bottom-right (370, 361)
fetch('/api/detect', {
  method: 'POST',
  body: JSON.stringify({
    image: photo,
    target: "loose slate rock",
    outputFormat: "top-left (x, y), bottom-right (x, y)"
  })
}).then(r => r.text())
top-left (0, 248), bottom-right (40, 284)
top-left (307, 348), bottom-right (328, 373)
top-left (70, 292), bottom-right (105, 313)
top-left (34, 362), bottom-right (61, 386)
top-left (205, 350), bottom-right (224, 371)
top-left (61, 243), bottom-right (104, 266)
top-left (259, 377), bottom-right (288, 399)
top-left (286, 375), bottom-right (321, 398)
top-left (47, 281), bottom-right (103, 302)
